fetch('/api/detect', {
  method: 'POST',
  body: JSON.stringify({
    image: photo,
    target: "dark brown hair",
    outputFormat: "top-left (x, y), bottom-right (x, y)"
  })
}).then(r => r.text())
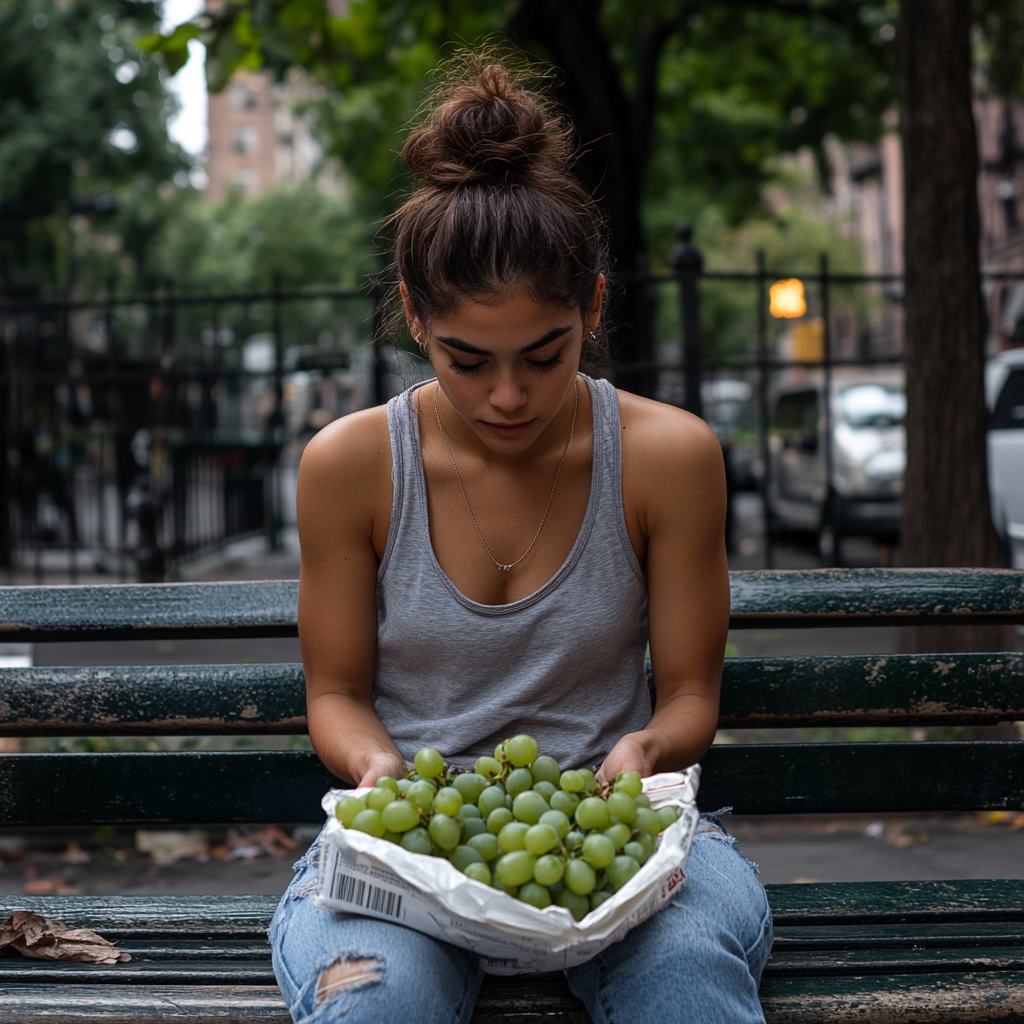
top-left (390, 56), bottom-right (610, 373)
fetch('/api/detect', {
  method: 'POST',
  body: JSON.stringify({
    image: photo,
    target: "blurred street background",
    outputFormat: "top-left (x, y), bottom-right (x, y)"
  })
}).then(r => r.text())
top-left (2, 0), bottom-right (1024, 895)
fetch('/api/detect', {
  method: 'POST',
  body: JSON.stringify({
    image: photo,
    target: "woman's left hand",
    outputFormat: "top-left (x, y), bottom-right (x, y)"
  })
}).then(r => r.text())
top-left (597, 732), bottom-right (653, 786)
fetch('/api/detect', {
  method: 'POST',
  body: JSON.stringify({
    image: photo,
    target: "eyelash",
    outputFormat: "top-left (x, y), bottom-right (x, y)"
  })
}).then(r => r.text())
top-left (446, 352), bottom-right (564, 375)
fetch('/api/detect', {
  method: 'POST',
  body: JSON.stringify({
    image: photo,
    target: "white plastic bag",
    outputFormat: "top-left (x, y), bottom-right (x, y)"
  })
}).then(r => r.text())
top-left (316, 766), bottom-right (700, 974)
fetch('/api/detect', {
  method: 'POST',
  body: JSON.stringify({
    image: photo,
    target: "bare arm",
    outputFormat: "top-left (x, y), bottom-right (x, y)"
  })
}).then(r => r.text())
top-left (296, 408), bottom-right (406, 788)
top-left (599, 401), bottom-right (729, 781)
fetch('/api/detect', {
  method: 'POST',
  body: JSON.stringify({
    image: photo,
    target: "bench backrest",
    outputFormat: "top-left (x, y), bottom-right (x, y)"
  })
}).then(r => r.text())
top-left (1, 569), bottom-right (1022, 826)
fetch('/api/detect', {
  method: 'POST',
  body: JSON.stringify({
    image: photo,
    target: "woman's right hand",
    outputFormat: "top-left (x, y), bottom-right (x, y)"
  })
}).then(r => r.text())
top-left (355, 750), bottom-right (408, 790)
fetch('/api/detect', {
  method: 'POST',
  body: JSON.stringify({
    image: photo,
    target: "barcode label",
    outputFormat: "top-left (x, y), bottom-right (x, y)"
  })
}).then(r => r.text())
top-left (329, 869), bottom-right (405, 920)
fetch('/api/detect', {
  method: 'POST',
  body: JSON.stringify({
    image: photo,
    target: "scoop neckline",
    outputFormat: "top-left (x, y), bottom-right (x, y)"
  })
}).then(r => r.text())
top-left (407, 374), bottom-right (603, 615)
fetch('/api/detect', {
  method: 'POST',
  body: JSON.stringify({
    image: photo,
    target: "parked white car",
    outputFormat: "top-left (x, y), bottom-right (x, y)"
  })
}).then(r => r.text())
top-left (766, 367), bottom-right (905, 563)
top-left (987, 348), bottom-right (1024, 567)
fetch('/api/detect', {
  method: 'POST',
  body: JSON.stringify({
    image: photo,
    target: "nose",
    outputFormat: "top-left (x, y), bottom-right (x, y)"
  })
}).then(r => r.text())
top-left (489, 371), bottom-right (528, 414)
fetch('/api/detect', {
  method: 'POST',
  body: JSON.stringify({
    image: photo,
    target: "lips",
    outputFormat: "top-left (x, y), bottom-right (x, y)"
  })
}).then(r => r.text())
top-left (482, 419), bottom-right (535, 438)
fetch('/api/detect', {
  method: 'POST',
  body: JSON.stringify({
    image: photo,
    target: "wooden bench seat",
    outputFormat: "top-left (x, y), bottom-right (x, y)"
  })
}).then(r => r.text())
top-left (1, 568), bottom-right (1023, 1021)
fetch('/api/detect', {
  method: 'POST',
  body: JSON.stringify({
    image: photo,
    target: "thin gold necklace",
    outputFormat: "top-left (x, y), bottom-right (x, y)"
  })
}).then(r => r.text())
top-left (433, 378), bottom-right (579, 572)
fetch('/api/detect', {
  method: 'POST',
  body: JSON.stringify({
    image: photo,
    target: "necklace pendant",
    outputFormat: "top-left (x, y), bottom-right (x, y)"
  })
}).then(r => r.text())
top-left (497, 564), bottom-right (513, 572)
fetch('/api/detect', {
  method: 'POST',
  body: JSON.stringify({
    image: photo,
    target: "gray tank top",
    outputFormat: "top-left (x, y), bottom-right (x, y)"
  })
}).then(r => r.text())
top-left (374, 374), bottom-right (650, 770)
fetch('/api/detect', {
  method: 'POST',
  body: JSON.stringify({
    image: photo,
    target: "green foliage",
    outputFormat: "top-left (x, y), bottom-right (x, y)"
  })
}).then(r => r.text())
top-left (0, 0), bottom-right (189, 295)
top-left (976, 0), bottom-right (1024, 98)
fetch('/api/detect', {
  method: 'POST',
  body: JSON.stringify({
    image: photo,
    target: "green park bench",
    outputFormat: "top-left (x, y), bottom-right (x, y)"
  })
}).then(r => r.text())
top-left (1, 568), bottom-right (1023, 1022)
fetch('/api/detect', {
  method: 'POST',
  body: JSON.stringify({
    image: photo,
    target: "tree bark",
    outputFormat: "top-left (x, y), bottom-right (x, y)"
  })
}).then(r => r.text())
top-left (509, 0), bottom-right (652, 392)
top-left (899, 0), bottom-right (999, 569)
top-left (898, 0), bottom-right (1007, 652)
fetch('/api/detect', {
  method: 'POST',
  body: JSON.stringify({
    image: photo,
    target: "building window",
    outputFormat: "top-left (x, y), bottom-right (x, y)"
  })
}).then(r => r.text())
top-left (233, 126), bottom-right (259, 155)
top-left (230, 83), bottom-right (257, 111)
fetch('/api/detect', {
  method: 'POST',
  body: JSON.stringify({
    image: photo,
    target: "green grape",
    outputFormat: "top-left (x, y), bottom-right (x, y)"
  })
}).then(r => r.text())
top-left (550, 790), bottom-right (580, 817)
top-left (350, 809), bottom-right (386, 838)
top-left (530, 755), bottom-right (561, 786)
top-left (475, 756), bottom-right (503, 780)
top-left (607, 855), bottom-right (641, 891)
top-left (414, 747), bottom-right (445, 779)
top-left (334, 795), bottom-right (366, 827)
top-left (524, 824), bottom-right (559, 855)
top-left (657, 806), bottom-right (680, 831)
top-left (532, 780), bottom-right (558, 800)
top-left (505, 795), bottom-right (514, 808)
top-left (396, 778), bottom-right (413, 795)
top-left (605, 822), bottom-right (632, 850)
top-left (582, 833), bottom-right (616, 869)
top-left (375, 776), bottom-right (400, 794)
top-left (495, 850), bottom-right (536, 888)
top-left (512, 791), bottom-right (549, 825)
top-left (559, 769), bottom-right (584, 793)
top-left (506, 734), bottom-right (538, 768)
top-left (636, 832), bottom-right (657, 860)
top-left (400, 827), bottom-right (432, 855)
top-left (539, 809), bottom-right (570, 840)
top-left (434, 786), bottom-right (464, 816)
top-left (490, 865), bottom-right (517, 897)
top-left (518, 881), bottom-right (551, 908)
top-left (467, 832), bottom-right (500, 861)
top-left (453, 773), bottom-right (488, 804)
top-left (589, 890), bottom-right (613, 911)
top-left (634, 793), bottom-right (652, 809)
top-left (464, 862), bottom-right (492, 885)
top-left (624, 841), bottom-right (647, 864)
top-left (486, 807), bottom-right (515, 835)
top-left (460, 817), bottom-right (488, 841)
top-left (533, 853), bottom-right (565, 886)
top-left (634, 807), bottom-right (662, 837)
top-left (478, 786), bottom-right (507, 818)
top-left (428, 813), bottom-right (461, 851)
top-left (607, 792), bottom-right (637, 824)
top-left (564, 829), bottom-right (585, 852)
top-left (494, 741), bottom-right (507, 762)
top-left (579, 769), bottom-right (599, 793)
top-left (505, 768), bottom-right (534, 799)
top-left (459, 803), bottom-right (482, 820)
top-left (381, 831), bottom-right (402, 844)
top-left (381, 799), bottom-right (420, 833)
top-left (449, 845), bottom-right (485, 872)
top-left (366, 787), bottom-right (396, 812)
top-left (498, 821), bottom-right (530, 853)
top-left (575, 797), bottom-right (611, 832)
top-left (556, 887), bottom-right (590, 921)
top-left (565, 858), bottom-right (596, 895)
top-left (613, 770), bottom-right (643, 798)
top-left (406, 780), bottom-right (436, 812)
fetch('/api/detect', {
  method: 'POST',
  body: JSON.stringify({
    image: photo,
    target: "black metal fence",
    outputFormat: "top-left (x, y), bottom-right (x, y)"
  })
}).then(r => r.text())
top-left (3, 241), bottom-right (1020, 578)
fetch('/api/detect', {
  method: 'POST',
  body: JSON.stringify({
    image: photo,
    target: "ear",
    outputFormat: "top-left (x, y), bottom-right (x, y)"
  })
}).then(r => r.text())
top-left (399, 282), bottom-right (422, 337)
top-left (584, 275), bottom-right (606, 332)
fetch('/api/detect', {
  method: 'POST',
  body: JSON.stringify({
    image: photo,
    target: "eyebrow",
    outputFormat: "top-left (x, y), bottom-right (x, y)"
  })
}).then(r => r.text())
top-left (433, 325), bottom-right (573, 356)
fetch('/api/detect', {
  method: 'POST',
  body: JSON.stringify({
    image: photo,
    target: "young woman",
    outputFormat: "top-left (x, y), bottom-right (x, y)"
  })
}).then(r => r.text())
top-left (270, 59), bottom-right (772, 1024)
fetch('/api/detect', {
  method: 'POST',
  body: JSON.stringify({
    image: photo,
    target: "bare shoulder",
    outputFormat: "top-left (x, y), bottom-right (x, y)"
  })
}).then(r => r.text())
top-left (617, 390), bottom-right (723, 481)
top-left (297, 405), bottom-right (392, 535)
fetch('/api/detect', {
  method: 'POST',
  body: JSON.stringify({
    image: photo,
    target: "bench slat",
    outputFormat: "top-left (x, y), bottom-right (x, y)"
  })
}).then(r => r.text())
top-left (0, 984), bottom-right (290, 1022)
top-left (0, 569), bottom-right (1021, 642)
top-left (5, 652), bottom-right (1023, 738)
top-left (2, 743), bottom-right (1021, 824)
top-left (765, 946), bottom-right (1024, 975)
top-left (774, 922), bottom-right (1024, 949)
top-left (0, 961), bottom-right (278, 984)
top-left (768, 880), bottom-right (1024, 924)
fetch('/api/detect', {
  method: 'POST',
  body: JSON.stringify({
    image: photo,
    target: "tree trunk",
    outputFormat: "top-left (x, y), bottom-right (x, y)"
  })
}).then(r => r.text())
top-left (898, 0), bottom-right (1007, 652)
top-left (509, 0), bottom-right (652, 393)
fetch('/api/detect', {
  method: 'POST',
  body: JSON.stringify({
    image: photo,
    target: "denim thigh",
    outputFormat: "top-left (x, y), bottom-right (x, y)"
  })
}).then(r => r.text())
top-left (269, 840), bottom-right (484, 1024)
top-left (565, 829), bottom-right (773, 1024)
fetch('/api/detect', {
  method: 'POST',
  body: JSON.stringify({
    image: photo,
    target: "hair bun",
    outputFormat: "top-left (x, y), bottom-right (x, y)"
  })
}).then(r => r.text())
top-left (403, 63), bottom-right (569, 188)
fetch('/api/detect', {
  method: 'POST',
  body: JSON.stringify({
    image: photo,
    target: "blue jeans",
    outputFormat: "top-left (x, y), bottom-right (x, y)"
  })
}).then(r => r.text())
top-left (269, 826), bottom-right (773, 1024)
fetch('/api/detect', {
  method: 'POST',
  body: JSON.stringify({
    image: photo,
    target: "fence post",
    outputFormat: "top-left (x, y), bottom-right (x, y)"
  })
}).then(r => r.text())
top-left (370, 277), bottom-right (388, 406)
top-left (819, 252), bottom-right (835, 562)
top-left (266, 274), bottom-right (285, 552)
top-left (669, 221), bottom-right (704, 419)
top-left (756, 249), bottom-right (774, 570)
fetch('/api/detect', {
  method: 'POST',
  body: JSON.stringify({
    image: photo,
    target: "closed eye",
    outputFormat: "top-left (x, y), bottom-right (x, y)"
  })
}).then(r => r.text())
top-left (527, 351), bottom-right (564, 372)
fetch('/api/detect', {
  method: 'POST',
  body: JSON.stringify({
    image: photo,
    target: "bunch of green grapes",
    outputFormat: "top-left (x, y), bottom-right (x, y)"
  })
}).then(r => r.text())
top-left (333, 734), bottom-right (679, 922)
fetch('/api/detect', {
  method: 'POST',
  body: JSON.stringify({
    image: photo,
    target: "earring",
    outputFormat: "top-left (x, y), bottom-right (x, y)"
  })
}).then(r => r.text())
top-left (588, 330), bottom-right (598, 342)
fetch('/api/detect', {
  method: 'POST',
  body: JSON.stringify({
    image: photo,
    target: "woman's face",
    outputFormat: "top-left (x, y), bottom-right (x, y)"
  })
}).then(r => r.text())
top-left (404, 280), bottom-right (604, 455)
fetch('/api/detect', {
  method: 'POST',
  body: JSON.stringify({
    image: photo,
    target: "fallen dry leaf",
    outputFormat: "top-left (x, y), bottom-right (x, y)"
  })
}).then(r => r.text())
top-left (0, 912), bottom-right (130, 964)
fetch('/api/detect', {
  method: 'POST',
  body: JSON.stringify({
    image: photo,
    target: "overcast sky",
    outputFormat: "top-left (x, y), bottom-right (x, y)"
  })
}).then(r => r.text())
top-left (161, 0), bottom-right (207, 157)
